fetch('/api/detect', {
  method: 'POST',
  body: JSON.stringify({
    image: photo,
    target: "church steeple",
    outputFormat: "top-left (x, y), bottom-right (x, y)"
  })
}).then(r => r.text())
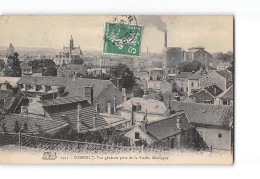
top-left (70, 35), bottom-right (74, 51)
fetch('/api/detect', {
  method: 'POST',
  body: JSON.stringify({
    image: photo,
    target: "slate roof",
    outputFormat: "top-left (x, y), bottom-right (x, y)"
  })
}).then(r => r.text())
top-left (42, 97), bottom-right (108, 131)
top-left (204, 84), bottom-right (223, 96)
top-left (216, 70), bottom-right (232, 81)
top-left (1, 114), bottom-right (68, 134)
top-left (217, 85), bottom-right (233, 100)
top-left (146, 113), bottom-right (192, 141)
top-left (63, 78), bottom-right (113, 99)
top-left (170, 101), bottom-right (233, 127)
top-left (17, 76), bottom-right (73, 86)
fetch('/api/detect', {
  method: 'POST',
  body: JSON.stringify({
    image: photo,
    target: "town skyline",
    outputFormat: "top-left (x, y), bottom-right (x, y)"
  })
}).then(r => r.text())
top-left (0, 15), bottom-right (233, 54)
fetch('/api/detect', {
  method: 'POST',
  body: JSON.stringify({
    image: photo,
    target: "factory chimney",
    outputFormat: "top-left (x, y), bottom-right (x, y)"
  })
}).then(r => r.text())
top-left (164, 30), bottom-right (167, 48)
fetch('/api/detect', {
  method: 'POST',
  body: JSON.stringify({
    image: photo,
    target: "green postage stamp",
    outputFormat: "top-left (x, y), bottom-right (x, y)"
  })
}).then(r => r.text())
top-left (103, 22), bottom-right (143, 57)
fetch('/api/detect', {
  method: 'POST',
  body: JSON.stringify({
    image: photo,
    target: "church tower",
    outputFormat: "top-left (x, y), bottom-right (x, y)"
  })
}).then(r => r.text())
top-left (70, 35), bottom-right (74, 51)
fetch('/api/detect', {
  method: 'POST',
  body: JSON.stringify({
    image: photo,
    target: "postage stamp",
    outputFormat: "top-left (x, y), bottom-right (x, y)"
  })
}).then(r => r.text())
top-left (103, 22), bottom-right (143, 57)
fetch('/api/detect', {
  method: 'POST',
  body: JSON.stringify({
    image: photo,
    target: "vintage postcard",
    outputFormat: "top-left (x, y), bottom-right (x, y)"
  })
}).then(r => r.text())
top-left (0, 15), bottom-right (234, 164)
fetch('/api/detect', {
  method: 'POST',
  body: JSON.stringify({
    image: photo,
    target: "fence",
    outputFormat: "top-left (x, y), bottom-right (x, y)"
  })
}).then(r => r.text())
top-left (0, 132), bottom-right (167, 154)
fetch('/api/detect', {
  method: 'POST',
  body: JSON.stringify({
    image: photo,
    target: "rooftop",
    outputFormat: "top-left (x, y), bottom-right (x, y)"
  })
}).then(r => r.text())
top-left (217, 85), bottom-right (233, 100)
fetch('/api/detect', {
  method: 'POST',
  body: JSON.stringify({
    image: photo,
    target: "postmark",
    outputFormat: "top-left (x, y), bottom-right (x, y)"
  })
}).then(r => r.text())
top-left (103, 16), bottom-right (143, 57)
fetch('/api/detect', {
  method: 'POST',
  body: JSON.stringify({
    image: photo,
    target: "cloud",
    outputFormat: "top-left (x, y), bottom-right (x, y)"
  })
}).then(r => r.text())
top-left (138, 16), bottom-right (167, 32)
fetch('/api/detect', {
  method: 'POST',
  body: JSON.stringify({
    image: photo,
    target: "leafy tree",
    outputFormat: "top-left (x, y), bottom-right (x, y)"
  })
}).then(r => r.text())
top-left (4, 52), bottom-right (22, 77)
top-left (0, 60), bottom-right (5, 70)
top-left (110, 63), bottom-right (135, 91)
top-left (43, 66), bottom-right (57, 76)
top-left (132, 85), bottom-right (144, 97)
top-left (71, 58), bottom-right (83, 65)
top-left (30, 59), bottom-right (56, 73)
top-left (178, 60), bottom-right (204, 72)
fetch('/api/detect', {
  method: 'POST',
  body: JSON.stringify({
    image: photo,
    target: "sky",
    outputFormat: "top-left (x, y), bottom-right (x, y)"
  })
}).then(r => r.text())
top-left (0, 15), bottom-right (233, 53)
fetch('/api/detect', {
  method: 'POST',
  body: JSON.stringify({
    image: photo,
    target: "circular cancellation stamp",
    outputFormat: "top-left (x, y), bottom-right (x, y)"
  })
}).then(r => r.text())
top-left (103, 15), bottom-right (143, 57)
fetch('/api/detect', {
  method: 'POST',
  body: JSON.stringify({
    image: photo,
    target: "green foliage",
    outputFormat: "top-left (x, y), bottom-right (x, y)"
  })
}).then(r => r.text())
top-left (110, 63), bottom-right (135, 91)
top-left (4, 52), bottom-right (22, 77)
top-left (30, 59), bottom-right (56, 73)
top-left (0, 60), bottom-right (5, 70)
top-left (132, 85), bottom-right (144, 97)
top-left (213, 52), bottom-right (233, 62)
top-left (43, 66), bottom-right (57, 76)
top-left (178, 60), bottom-right (204, 72)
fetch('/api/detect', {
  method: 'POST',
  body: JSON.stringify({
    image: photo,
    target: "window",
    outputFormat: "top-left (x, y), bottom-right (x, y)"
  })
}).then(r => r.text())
top-left (198, 83), bottom-right (200, 87)
top-left (135, 132), bottom-right (140, 139)
top-left (186, 87), bottom-right (188, 92)
top-left (218, 133), bottom-right (222, 138)
top-left (191, 82), bottom-right (194, 87)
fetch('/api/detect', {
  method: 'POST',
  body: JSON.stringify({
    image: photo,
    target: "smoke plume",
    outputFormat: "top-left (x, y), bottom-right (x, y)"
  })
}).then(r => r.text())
top-left (138, 16), bottom-right (167, 32)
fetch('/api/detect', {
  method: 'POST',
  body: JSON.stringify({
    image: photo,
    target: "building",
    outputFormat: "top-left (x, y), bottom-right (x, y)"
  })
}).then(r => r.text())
top-left (53, 35), bottom-right (83, 66)
top-left (184, 46), bottom-right (211, 67)
top-left (189, 84), bottom-right (223, 104)
top-left (173, 72), bottom-right (193, 95)
top-left (123, 112), bottom-right (194, 149)
top-left (217, 63), bottom-right (232, 70)
top-left (115, 94), bottom-right (174, 125)
top-left (187, 69), bottom-right (231, 96)
top-left (163, 31), bottom-right (184, 74)
top-left (6, 43), bottom-right (15, 57)
top-left (20, 62), bottom-right (33, 76)
top-left (215, 85), bottom-right (233, 106)
top-left (57, 64), bottom-right (88, 77)
top-left (17, 76), bottom-right (124, 113)
top-left (170, 101), bottom-right (233, 151)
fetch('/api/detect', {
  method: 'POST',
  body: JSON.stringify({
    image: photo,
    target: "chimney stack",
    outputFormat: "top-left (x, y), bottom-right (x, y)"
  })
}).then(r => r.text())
top-left (176, 116), bottom-right (181, 129)
top-left (164, 30), bottom-right (167, 48)
top-left (93, 115), bottom-right (97, 129)
top-left (85, 84), bottom-right (94, 105)
top-left (107, 102), bottom-right (111, 115)
top-left (95, 102), bottom-right (100, 113)
top-left (130, 102), bottom-right (135, 126)
top-left (77, 103), bottom-right (81, 133)
top-left (141, 109), bottom-right (148, 132)
top-left (113, 96), bottom-right (117, 115)
top-left (122, 88), bottom-right (127, 101)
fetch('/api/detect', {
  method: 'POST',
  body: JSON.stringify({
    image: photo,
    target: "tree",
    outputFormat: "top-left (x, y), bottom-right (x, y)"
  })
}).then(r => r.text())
top-left (178, 60), bottom-right (204, 72)
top-left (110, 63), bottom-right (135, 91)
top-left (71, 58), bottom-right (83, 65)
top-left (43, 66), bottom-right (57, 76)
top-left (0, 60), bottom-right (5, 70)
top-left (4, 52), bottom-right (22, 77)
top-left (132, 85), bottom-right (144, 97)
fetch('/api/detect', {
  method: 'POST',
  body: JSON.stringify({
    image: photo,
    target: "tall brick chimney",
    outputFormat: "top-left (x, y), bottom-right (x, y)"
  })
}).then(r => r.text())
top-left (85, 84), bottom-right (94, 105)
top-left (164, 30), bottom-right (167, 48)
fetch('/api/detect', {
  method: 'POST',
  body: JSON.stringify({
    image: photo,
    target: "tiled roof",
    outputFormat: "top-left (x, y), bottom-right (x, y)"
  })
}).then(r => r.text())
top-left (41, 96), bottom-right (86, 106)
top-left (1, 114), bottom-right (68, 134)
top-left (174, 72), bottom-right (193, 79)
top-left (43, 97), bottom-right (108, 131)
top-left (0, 77), bottom-right (21, 87)
top-left (116, 97), bottom-right (167, 115)
top-left (217, 85), bottom-right (233, 100)
top-left (189, 90), bottom-right (214, 103)
top-left (170, 101), bottom-right (233, 127)
top-left (17, 76), bottom-right (73, 86)
top-left (216, 70), bottom-right (232, 80)
top-left (64, 78), bottom-right (113, 99)
top-left (146, 113), bottom-right (192, 141)
top-left (204, 84), bottom-right (223, 96)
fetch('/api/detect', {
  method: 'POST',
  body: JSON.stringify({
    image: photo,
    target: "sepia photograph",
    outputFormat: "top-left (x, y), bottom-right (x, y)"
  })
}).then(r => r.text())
top-left (0, 15), bottom-right (234, 164)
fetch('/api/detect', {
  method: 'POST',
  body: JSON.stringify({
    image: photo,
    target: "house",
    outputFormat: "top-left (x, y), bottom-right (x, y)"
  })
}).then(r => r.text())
top-left (188, 69), bottom-right (230, 96)
top-left (217, 63), bottom-right (232, 70)
top-left (63, 77), bottom-right (124, 114)
top-left (115, 94), bottom-right (174, 125)
top-left (0, 114), bottom-right (68, 135)
top-left (123, 112), bottom-right (194, 149)
top-left (169, 101), bottom-right (233, 151)
top-left (21, 95), bottom-right (108, 133)
top-left (215, 85), bottom-right (234, 106)
top-left (20, 62), bottom-right (33, 76)
top-left (189, 84), bottom-right (223, 104)
top-left (0, 77), bottom-right (28, 113)
top-left (57, 64), bottom-right (88, 77)
top-left (173, 72), bottom-right (193, 94)
top-left (17, 76), bottom-right (124, 113)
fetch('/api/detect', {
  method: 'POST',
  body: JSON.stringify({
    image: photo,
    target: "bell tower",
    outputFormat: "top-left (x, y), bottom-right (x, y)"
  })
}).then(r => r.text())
top-left (70, 35), bottom-right (74, 51)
